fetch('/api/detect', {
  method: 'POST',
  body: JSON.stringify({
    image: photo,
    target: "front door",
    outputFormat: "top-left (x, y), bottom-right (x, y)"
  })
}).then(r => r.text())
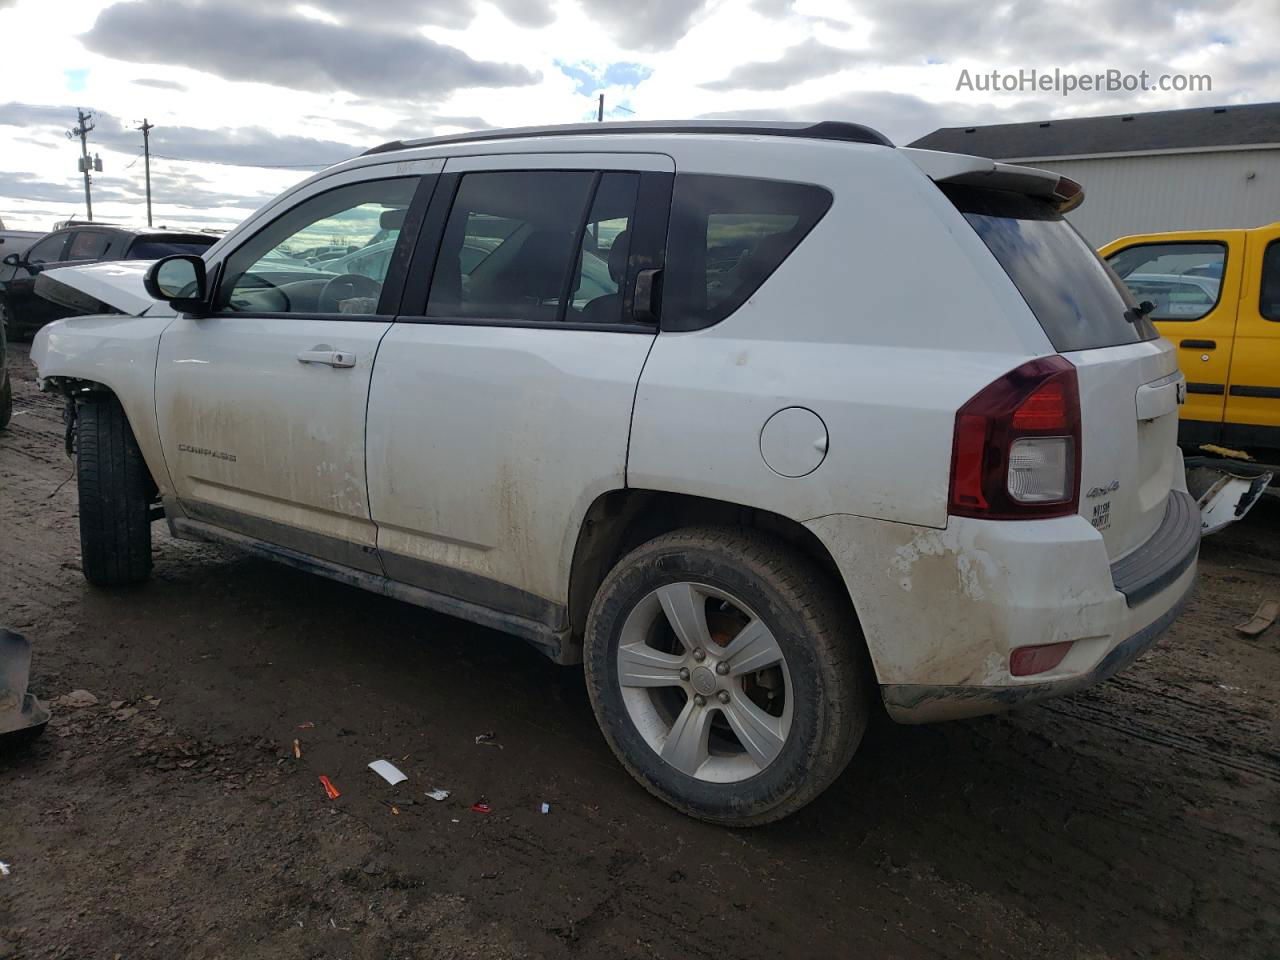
top-left (5, 231), bottom-right (70, 334)
top-left (155, 173), bottom-right (428, 571)
top-left (1105, 233), bottom-right (1242, 443)
top-left (1223, 225), bottom-right (1280, 448)
top-left (365, 154), bottom-right (672, 626)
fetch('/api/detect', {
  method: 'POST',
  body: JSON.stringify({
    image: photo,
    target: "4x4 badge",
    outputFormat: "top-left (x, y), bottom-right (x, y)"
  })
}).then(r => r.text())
top-left (1087, 480), bottom-right (1120, 498)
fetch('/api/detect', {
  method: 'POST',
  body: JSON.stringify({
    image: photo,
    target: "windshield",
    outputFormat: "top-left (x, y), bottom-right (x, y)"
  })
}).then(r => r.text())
top-left (941, 184), bottom-right (1158, 353)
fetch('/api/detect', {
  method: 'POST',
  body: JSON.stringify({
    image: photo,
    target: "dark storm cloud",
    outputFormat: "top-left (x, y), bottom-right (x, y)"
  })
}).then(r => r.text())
top-left (246, 0), bottom-right (555, 30)
top-left (132, 78), bottom-right (188, 92)
top-left (0, 102), bottom-right (358, 168)
top-left (702, 39), bottom-right (869, 91)
top-left (83, 1), bottom-right (540, 99)
top-left (577, 0), bottom-right (712, 50)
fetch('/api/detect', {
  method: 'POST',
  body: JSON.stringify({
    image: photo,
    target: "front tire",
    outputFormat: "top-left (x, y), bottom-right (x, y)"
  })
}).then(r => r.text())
top-left (584, 527), bottom-right (867, 826)
top-left (76, 396), bottom-right (153, 586)
top-left (0, 366), bottom-right (10, 431)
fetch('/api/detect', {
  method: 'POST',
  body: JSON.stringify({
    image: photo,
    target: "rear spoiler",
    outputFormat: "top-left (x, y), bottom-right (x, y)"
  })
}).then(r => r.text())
top-left (901, 147), bottom-right (1084, 213)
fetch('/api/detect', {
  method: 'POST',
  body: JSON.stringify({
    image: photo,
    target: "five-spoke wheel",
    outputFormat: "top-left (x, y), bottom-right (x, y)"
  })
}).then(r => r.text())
top-left (585, 527), bottom-right (868, 826)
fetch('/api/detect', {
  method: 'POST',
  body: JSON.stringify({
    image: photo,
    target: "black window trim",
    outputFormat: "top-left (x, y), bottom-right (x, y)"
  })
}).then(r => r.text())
top-left (395, 167), bottom-right (672, 333)
top-left (196, 172), bottom-right (437, 324)
top-left (1260, 238), bottom-right (1280, 323)
top-left (1105, 239), bottom-right (1229, 323)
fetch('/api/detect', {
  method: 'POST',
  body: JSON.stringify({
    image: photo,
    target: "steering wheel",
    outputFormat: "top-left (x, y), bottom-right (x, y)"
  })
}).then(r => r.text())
top-left (317, 273), bottom-right (382, 313)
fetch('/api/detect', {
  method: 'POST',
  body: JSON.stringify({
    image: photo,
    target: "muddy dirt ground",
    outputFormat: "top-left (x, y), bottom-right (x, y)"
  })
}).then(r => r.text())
top-left (1, 341), bottom-right (1277, 959)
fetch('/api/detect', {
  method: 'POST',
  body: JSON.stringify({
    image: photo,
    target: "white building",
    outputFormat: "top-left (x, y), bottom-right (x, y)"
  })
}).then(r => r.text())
top-left (910, 101), bottom-right (1280, 245)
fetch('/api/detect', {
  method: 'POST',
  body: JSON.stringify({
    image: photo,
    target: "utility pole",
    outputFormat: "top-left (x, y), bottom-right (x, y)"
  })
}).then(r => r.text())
top-left (597, 93), bottom-right (604, 122)
top-left (138, 118), bottom-right (154, 226)
top-left (67, 108), bottom-right (96, 221)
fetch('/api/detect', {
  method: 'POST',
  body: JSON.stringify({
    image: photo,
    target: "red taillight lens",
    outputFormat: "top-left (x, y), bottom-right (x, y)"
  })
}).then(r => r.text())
top-left (1010, 640), bottom-right (1074, 676)
top-left (948, 356), bottom-right (1081, 520)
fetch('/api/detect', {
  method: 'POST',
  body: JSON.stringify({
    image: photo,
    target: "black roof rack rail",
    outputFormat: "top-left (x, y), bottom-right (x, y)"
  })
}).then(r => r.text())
top-left (361, 119), bottom-right (894, 157)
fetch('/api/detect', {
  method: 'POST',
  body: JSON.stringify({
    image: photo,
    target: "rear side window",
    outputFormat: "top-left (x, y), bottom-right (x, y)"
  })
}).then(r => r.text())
top-left (943, 184), bottom-right (1157, 353)
top-left (1105, 242), bottom-right (1225, 321)
top-left (67, 231), bottom-right (114, 261)
top-left (127, 237), bottom-right (216, 259)
top-left (1261, 241), bottom-right (1280, 322)
top-left (662, 174), bottom-right (832, 331)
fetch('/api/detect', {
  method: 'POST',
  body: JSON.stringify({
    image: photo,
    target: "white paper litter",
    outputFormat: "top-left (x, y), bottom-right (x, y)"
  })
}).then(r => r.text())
top-left (540, 803), bottom-right (550, 814)
top-left (367, 759), bottom-right (408, 785)
top-left (0, 862), bottom-right (10, 877)
top-left (426, 788), bottom-right (450, 801)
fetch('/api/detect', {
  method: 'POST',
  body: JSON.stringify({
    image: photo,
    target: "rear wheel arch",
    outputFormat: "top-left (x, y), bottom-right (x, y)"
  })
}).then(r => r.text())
top-left (567, 489), bottom-right (867, 659)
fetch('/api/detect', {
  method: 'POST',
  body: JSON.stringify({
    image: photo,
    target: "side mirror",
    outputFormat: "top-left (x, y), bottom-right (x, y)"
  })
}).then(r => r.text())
top-left (144, 254), bottom-right (208, 314)
top-left (2, 253), bottom-right (22, 268)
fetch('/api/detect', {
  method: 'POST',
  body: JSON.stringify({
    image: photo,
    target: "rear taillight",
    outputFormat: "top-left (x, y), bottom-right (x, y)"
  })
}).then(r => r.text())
top-left (948, 356), bottom-right (1081, 520)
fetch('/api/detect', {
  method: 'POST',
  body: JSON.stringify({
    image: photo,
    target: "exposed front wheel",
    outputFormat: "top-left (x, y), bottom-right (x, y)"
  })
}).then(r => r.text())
top-left (584, 528), bottom-right (867, 826)
top-left (76, 396), bottom-right (154, 586)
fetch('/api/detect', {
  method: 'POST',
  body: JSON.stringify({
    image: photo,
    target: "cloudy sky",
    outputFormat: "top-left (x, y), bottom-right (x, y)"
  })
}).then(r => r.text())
top-left (0, 0), bottom-right (1275, 231)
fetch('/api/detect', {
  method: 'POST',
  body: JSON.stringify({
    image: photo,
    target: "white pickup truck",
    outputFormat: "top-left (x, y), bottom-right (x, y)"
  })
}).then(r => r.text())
top-left (26, 120), bottom-right (1199, 825)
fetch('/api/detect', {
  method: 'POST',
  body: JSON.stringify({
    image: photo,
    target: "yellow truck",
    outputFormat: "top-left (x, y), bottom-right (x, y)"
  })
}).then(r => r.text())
top-left (1102, 223), bottom-right (1280, 452)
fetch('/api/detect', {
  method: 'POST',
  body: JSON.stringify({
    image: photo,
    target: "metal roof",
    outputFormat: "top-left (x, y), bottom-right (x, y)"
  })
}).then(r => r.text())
top-left (363, 119), bottom-right (894, 156)
top-left (909, 101), bottom-right (1280, 160)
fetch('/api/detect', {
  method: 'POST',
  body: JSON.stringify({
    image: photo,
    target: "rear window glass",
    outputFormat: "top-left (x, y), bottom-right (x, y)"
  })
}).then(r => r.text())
top-left (663, 174), bottom-right (832, 330)
top-left (942, 184), bottom-right (1157, 353)
top-left (127, 237), bottom-right (216, 260)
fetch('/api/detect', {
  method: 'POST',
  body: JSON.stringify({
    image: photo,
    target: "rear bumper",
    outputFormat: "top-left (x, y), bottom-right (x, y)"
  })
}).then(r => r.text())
top-left (805, 490), bottom-right (1201, 724)
top-left (880, 568), bottom-right (1195, 722)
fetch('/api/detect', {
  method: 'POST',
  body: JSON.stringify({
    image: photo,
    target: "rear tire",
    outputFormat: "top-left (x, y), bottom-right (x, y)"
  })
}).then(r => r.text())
top-left (584, 527), bottom-right (868, 826)
top-left (76, 396), bottom-right (153, 586)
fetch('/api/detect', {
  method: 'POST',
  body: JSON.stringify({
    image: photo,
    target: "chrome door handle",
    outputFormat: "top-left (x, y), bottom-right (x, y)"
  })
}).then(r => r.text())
top-left (297, 348), bottom-right (356, 368)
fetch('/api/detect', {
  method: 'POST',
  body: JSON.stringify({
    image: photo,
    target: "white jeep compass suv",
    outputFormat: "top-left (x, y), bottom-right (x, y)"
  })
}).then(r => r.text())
top-left (30, 120), bottom-right (1198, 825)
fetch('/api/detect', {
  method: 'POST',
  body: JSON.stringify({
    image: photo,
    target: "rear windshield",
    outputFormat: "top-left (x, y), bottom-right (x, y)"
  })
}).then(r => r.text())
top-left (126, 237), bottom-right (216, 260)
top-left (942, 184), bottom-right (1158, 353)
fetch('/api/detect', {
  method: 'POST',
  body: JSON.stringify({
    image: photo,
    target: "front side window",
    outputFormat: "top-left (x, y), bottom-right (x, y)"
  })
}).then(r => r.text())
top-left (67, 231), bottom-right (115, 261)
top-left (1106, 241), bottom-right (1226, 321)
top-left (662, 174), bottom-right (833, 330)
top-left (1261, 240), bottom-right (1280, 322)
top-left (26, 233), bottom-right (68, 265)
top-left (216, 177), bottom-right (417, 315)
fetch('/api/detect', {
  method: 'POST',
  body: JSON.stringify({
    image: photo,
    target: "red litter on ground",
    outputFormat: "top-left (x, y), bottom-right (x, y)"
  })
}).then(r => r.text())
top-left (319, 775), bottom-right (341, 800)
top-left (471, 801), bottom-right (491, 814)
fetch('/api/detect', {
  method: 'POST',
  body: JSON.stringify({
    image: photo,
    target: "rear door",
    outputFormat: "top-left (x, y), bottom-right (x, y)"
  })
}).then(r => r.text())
top-left (947, 185), bottom-right (1182, 560)
top-left (155, 167), bottom-right (435, 570)
top-left (1103, 233), bottom-right (1243, 441)
top-left (365, 153), bottom-right (671, 624)
top-left (64, 229), bottom-right (118, 264)
top-left (1222, 225), bottom-right (1280, 447)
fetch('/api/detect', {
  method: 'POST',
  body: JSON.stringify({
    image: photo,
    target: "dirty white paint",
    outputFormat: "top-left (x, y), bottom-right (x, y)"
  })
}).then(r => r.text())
top-left (806, 510), bottom-right (1194, 690)
top-left (155, 315), bottom-right (391, 550)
